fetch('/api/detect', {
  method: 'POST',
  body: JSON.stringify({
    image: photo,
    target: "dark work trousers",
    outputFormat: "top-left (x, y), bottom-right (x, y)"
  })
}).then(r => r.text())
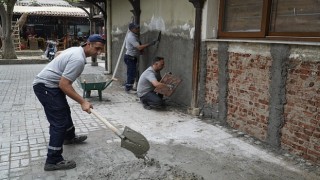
top-left (140, 91), bottom-right (165, 108)
top-left (124, 54), bottom-right (138, 91)
top-left (33, 83), bottom-right (75, 164)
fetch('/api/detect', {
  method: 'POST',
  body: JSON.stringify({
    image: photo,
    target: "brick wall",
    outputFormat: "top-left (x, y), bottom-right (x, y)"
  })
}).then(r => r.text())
top-left (281, 46), bottom-right (320, 163)
top-left (205, 48), bottom-right (219, 105)
top-left (227, 50), bottom-right (272, 140)
top-left (204, 42), bottom-right (320, 164)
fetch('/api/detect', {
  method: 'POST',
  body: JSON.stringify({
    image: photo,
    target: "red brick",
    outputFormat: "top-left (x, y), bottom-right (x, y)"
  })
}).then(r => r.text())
top-left (313, 132), bottom-right (320, 138)
top-left (300, 75), bottom-right (308, 80)
top-left (307, 100), bottom-right (316, 106)
top-left (303, 153), bottom-right (320, 163)
top-left (258, 99), bottom-right (269, 105)
top-left (307, 149), bottom-right (320, 157)
top-left (294, 132), bottom-right (310, 141)
top-left (287, 90), bottom-right (296, 95)
top-left (298, 122), bottom-right (316, 131)
top-left (299, 69), bottom-right (310, 75)
top-left (303, 129), bottom-right (313, 136)
top-left (290, 143), bottom-right (307, 154)
top-left (301, 62), bottom-right (311, 69)
top-left (310, 119), bottom-right (318, 125)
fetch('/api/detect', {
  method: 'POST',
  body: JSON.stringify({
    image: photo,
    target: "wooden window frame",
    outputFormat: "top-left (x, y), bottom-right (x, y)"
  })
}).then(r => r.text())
top-left (218, 0), bottom-right (320, 42)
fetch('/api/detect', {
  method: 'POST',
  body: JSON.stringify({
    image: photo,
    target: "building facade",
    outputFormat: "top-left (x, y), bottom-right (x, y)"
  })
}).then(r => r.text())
top-left (108, 0), bottom-right (319, 165)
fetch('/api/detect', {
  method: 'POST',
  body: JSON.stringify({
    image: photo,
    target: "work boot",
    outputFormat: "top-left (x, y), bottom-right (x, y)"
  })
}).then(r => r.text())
top-left (143, 104), bottom-right (151, 110)
top-left (64, 135), bottom-right (87, 145)
top-left (150, 104), bottom-right (166, 111)
top-left (125, 89), bottom-right (137, 94)
top-left (44, 160), bottom-right (76, 171)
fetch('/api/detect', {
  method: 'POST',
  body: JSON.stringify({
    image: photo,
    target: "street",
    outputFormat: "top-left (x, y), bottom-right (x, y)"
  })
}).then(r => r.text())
top-left (0, 64), bottom-right (319, 180)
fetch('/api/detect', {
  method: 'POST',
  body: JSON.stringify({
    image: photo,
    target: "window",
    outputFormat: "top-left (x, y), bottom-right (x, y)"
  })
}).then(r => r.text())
top-left (218, 0), bottom-right (320, 41)
top-left (222, 0), bottom-right (264, 32)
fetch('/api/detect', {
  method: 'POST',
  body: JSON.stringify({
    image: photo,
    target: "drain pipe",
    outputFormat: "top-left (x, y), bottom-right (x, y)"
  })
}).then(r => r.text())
top-left (105, 0), bottom-right (112, 73)
top-left (188, 0), bottom-right (205, 116)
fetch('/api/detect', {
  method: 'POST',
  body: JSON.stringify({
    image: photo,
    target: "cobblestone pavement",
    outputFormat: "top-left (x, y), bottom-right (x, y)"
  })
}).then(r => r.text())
top-left (0, 63), bottom-right (319, 180)
top-left (0, 64), bottom-right (110, 179)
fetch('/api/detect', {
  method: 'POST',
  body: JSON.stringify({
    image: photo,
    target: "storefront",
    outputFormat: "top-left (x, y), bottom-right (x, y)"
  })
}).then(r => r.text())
top-left (13, 5), bottom-right (103, 50)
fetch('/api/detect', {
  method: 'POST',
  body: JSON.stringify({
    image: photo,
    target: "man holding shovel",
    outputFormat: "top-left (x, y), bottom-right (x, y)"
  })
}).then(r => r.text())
top-left (124, 23), bottom-right (158, 94)
top-left (33, 34), bottom-right (105, 171)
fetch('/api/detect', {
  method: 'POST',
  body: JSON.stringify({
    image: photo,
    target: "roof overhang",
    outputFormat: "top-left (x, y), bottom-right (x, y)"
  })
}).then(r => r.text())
top-left (13, 6), bottom-right (89, 17)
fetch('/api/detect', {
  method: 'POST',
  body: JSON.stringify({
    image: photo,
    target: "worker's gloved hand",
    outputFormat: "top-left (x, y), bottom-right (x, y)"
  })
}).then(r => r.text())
top-left (149, 39), bottom-right (158, 46)
top-left (167, 84), bottom-right (174, 90)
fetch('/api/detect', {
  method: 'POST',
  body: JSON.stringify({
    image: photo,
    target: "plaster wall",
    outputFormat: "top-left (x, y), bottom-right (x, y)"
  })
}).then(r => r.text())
top-left (202, 0), bottom-right (220, 39)
top-left (110, 0), bottom-right (197, 106)
top-left (111, 0), bottom-right (195, 36)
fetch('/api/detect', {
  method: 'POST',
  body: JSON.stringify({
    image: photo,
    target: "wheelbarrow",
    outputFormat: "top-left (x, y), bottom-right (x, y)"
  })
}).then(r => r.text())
top-left (77, 74), bottom-right (116, 101)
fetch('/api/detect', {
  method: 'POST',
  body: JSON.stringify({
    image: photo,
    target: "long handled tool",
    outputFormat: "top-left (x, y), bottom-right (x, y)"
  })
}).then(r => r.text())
top-left (90, 109), bottom-right (150, 160)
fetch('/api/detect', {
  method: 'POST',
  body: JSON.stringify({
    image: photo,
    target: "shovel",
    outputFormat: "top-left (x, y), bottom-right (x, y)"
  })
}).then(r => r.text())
top-left (90, 108), bottom-right (150, 159)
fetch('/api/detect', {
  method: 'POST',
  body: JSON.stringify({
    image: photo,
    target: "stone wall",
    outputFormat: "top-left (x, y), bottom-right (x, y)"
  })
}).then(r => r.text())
top-left (204, 41), bottom-right (320, 164)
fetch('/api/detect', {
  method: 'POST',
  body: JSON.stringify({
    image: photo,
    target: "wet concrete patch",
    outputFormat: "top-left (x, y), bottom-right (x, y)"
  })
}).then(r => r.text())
top-left (21, 130), bottom-right (318, 180)
top-left (78, 159), bottom-right (204, 180)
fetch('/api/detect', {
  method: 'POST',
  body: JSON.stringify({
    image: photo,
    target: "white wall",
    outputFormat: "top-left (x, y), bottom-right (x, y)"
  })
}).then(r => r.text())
top-left (111, 0), bottom-right (196, 38)
top-left (202, 0), bottom-right (220, 40)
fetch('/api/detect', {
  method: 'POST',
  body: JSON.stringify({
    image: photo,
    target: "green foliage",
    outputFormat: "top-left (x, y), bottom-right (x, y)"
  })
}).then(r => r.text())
top-left (0, 0), bottom-right (8, 4)
top-left (0, 0), bottom-right (16, 5)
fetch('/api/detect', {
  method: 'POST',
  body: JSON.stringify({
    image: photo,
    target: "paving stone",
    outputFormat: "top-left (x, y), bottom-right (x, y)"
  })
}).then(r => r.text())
top-left (0, 162), bottom-right (9, 170)
top-left (0, 169), bottom-right (9, 179)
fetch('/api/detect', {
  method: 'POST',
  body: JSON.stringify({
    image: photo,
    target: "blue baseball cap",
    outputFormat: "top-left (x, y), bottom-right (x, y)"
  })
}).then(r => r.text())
top-left (88, 34), bottom-right (106, 44)
top-left (129, 23), bottom-right (140, 30)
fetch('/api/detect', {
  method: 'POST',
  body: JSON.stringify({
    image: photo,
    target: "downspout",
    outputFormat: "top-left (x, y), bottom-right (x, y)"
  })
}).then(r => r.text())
top-left (106, 0), bottom-right (112, 73)
top-left (189, 0), bottom-right (205, 116)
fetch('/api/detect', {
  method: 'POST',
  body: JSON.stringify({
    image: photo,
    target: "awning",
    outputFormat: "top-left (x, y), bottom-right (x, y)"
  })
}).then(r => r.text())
top-left (13, 6), bottom-right (89, 17)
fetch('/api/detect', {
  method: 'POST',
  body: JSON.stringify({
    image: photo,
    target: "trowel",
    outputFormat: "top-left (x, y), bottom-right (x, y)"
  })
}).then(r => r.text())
top-left (90, 108), bottom-right (150, 160)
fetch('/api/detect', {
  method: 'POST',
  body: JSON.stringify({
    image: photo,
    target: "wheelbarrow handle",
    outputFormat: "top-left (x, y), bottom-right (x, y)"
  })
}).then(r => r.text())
top-left (90, 108), bottom-right (124, 139)
top-left (103, 78), bottom-right (118, 90)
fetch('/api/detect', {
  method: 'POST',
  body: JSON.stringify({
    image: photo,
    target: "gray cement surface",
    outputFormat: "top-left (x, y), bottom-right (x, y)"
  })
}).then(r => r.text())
top-left (0, 63), bottom-right (319, 180)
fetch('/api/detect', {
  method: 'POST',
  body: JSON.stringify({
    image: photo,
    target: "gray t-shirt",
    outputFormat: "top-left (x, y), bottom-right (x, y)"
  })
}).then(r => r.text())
top-left (125, 31), bottom-right (141, 57)
top-left (137, 66), bottom-right (161, 97)
top-left (33, 46), bottom-right (86, 88)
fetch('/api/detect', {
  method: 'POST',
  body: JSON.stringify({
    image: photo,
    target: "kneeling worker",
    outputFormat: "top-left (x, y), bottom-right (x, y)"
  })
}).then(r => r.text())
top-left (137, 56), bottom-right (171, 110)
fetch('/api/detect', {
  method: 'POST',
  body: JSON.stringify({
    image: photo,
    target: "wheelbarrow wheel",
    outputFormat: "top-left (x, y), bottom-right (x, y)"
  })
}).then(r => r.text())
top-left (85, 90), bottom-right (91, 98)
top-left (98, 90), bottom-right (102, 101)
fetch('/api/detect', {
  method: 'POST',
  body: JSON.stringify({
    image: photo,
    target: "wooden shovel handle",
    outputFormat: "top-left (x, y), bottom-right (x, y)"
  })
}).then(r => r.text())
top-left (90, 108), bottom-right (123, 138)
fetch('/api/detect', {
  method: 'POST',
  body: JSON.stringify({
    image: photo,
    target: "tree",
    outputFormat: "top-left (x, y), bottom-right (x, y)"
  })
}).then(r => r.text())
top-left (0, 0), bottom-right (18, 59)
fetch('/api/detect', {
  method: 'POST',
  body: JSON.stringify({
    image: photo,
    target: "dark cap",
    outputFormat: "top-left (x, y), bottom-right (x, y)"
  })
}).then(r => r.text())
top-left (129, 23), bottom-right (140, 30)
top-left (88, 34), bottom-right (106, 44)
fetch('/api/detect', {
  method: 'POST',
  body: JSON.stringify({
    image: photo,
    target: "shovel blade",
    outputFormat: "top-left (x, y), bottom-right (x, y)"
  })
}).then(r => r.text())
top-left (121, 126), bottom-right (150, 159)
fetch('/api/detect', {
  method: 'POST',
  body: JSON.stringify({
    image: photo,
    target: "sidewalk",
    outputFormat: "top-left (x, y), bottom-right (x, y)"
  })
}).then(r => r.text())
top-left (0, 63), bottom-right (319, 179)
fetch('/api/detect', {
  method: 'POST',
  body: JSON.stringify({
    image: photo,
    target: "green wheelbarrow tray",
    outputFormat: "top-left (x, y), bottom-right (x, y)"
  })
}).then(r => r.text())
top-left (77, 74), bottom-right (116, 101)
